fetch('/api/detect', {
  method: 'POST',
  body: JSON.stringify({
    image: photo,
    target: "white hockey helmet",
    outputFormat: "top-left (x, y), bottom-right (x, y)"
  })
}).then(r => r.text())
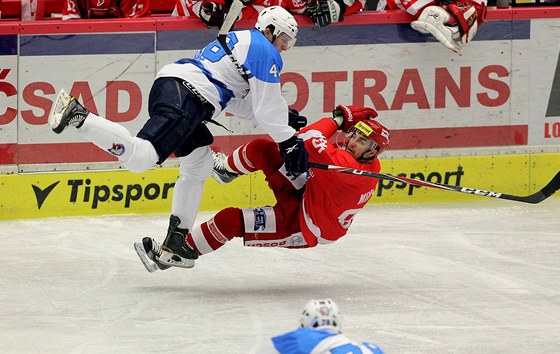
top-left (299, 299), bottom-right (342, 332)
top-left (255, 6), bottom-right (298, 47)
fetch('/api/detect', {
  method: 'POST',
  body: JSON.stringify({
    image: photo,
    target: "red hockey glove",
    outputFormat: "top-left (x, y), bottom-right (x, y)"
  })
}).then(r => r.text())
top-left (333, 105), bottom-right (378, 132)
top-left (446, 0), bottom-right (487, 45)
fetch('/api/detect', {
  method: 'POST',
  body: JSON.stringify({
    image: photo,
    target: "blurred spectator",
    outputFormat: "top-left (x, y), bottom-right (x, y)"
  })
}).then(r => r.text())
top-left (172, 0), bottom-right (269, 27)
top-left (21, 0), bottom-right (37, 20)
top-left (172, 0), bottom-right (365, 28)
top-left (304, 0), bottom-right (365, 27)
top-left (62, 0), bottom-right (151, 19)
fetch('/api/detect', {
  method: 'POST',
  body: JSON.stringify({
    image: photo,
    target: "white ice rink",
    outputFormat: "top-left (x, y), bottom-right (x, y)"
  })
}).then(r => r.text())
top-left (1, 198), bottom-right (560, 354)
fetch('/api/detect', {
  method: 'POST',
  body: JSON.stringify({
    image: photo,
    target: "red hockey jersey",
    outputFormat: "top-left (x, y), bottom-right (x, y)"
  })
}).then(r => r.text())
top-left (172, 0), bottom-right (364, 21)
top-left (62, 0), bottom-right (150, 19)
top-left (298, 118), bottom-right (381, 246)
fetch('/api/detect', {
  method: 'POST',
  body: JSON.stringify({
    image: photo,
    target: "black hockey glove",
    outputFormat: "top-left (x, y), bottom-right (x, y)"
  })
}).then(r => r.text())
top-left (199, 0), bottom-right (228, 28)
top-left (288, 108), bottom-right (308, 131)
top-left (306, 0), bottom-right (346, 28)
top-left (279, 136), bottom-right (309, 177)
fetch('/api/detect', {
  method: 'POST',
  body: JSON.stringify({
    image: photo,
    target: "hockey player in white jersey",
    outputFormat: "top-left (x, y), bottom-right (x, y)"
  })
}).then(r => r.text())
top-left (253, 299), bottom-right (384, 354)
top-left (48, 6), bottom-right (308, 270)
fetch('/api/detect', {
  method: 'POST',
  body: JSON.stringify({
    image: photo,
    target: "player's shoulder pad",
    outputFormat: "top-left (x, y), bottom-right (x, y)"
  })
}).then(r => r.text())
top-left (244, 29), bottom-right (284, 83)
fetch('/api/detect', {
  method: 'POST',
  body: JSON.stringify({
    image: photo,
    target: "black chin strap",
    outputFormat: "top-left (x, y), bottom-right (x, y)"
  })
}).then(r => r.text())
top-left (356, 146), bottom-right (380, 164)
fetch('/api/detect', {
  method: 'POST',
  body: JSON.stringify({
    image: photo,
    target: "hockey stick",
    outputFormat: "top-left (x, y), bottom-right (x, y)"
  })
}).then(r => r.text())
top-left (308, 162), bottom-right (560, 204)
top-left (217, 0), bottom-right (250, 81)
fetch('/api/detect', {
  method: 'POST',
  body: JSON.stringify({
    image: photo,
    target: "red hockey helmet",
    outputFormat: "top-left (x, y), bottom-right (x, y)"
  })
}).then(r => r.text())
top-left (347, 119), bottom-right (390, 159)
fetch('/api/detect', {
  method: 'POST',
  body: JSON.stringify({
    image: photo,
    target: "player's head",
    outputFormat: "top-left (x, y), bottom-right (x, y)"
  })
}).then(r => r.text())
top-left (345, 120), bottom-right (390, 163)
top-left (300, 299), bottom-right (342, 333)
top-left (255, 6), bottom-right (298, 51)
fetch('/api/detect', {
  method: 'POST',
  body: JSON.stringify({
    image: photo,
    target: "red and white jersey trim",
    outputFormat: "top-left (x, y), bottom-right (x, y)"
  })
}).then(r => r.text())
top-left (301, 198), bottom-right (335, 245)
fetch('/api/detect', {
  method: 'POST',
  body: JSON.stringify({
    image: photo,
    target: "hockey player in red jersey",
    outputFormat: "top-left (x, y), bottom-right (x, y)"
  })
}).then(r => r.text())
top-left (62, 0), bottom-right (150, 19)
top-left (378, 0), bottom-right (487, 54)
top-left (136, 105), bottom-right (390, 271)
top-left (172, 0), bottom-right (365, 28)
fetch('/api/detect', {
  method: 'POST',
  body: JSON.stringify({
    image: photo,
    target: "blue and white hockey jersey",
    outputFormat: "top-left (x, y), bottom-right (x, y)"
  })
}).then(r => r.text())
top-left (156, 28), bottom-right (295, 144)
top-left (254, 328), bottom-right (384, 354)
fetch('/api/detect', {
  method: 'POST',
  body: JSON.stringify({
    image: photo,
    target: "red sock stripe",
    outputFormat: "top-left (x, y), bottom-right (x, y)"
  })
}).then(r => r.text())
top-left (227, 151), bottom-right (244, 174)
top-left (228, 144), bottom-right (255, 174)
top-left (200, 220), bottom-right (227, 251)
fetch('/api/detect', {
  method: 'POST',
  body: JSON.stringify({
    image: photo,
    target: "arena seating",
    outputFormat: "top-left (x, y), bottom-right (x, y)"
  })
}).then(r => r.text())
top-left (0, 0), bottom-right (176, 20)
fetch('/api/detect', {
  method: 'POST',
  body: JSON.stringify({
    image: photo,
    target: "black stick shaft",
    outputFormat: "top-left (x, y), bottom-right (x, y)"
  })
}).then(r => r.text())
top-left (308, 162), bottom-right (560, 204)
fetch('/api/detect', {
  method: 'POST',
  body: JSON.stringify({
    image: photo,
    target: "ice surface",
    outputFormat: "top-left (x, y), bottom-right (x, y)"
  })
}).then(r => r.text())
top-left (1, 199), bottom-right (559, 354)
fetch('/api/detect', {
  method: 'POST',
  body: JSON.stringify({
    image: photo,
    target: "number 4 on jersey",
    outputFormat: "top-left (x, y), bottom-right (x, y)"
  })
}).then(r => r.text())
top-left (269, 64), bottom-right (279, 78)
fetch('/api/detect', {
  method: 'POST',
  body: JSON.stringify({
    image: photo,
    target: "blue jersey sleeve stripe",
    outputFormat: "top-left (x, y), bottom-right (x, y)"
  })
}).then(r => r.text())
top-left (174, 58), bottom-right (235, 109)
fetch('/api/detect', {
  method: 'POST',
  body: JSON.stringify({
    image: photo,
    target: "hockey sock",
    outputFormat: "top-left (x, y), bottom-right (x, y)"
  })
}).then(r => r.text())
top-left (187, 207), bottom-right (244, 255)
top-left (172, 147), bottom-right (213, 230)
top-left (79, 113), bottom-right (159, 173)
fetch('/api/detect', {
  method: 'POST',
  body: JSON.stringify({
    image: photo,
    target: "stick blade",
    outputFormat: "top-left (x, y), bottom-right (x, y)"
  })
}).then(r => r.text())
top-left (533, 171), bottom-right (560, 203)
top-left (502, 171), bottom-right (560, 204)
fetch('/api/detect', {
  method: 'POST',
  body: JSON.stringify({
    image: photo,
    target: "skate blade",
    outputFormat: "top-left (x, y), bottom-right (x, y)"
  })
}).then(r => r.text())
top-left (157, 250), bottom-right (195, 269)
top-left (134, 242), bottom-right (159, 273)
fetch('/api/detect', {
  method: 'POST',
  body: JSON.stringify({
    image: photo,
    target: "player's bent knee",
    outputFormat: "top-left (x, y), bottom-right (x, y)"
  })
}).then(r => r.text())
top-left (122, 137), bottom-right (159, 173)
top-left (214, 207), bottom-right (244, 239)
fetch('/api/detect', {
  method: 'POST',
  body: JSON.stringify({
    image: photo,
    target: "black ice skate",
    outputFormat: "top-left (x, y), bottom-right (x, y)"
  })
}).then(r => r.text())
top-left (158, 215), bottom-right (198, 269)
top-left (49, 89), bottom-right (89, 134)
top-left (134, 237), bottom-right (170, 272)
top-left (212, 151), bottom-right (239, 184)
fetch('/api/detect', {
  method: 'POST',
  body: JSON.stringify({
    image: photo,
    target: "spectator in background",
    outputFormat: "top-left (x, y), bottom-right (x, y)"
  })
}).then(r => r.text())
top-left (62, 0), bottom-right (151, 19)
top-left (304, 0), bottom-right (365, 27)
top-left (377, 0), bottom-right (487, 54)
top-left (253, 299), bottom-right (385, 353)
top-left (171, 0), bottom-right (273, 27)
top-left (172, 0), bottom-right (365, 28)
